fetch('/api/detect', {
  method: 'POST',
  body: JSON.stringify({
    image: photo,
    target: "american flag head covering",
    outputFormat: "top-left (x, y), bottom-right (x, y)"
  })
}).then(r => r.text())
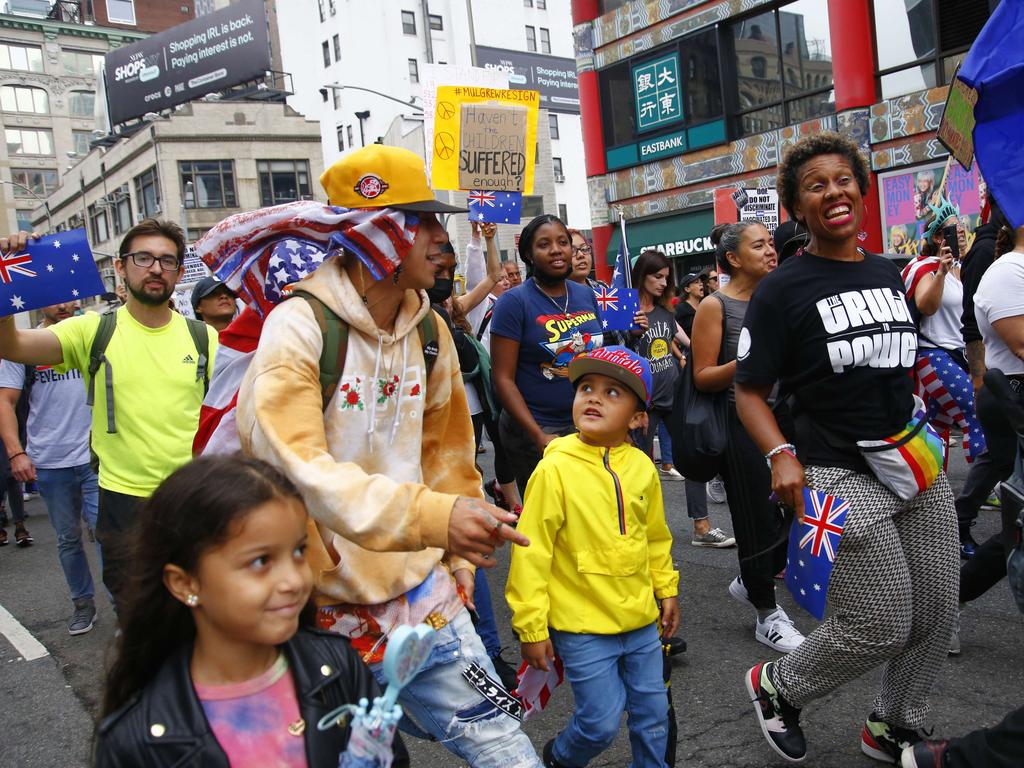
top-left (194, 200), bottom-right (419, 316)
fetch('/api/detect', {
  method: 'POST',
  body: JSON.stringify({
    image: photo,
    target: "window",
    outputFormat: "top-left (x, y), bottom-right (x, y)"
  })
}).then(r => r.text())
top-left (111, 185), bottom-right (132, 235)
top-left (322, 41), bottom-right (331, 68)
top-left (5, 128), bottom-right (54, 156)
top-left (106, 0), bottom-right (136, 24)
top-left (727, 0), bottom-right (834, 138)
top-left (10, 168), bottom-right (57, 197)
top-left (180, 160), bottom-right (237, 208)
top-left (88, 203), bottom-right (110, 244)
top-left (408, 58), bottom-right (419, 83)
top-left (258, 160), bottom-right (311, 207)
top-left (537, 0), bottom-right (546, 8)
top-left (558, 203), bottom-right (567, 222)
top-left (337, 125), bottom-right (345, 151)
top-left (318, 0), bottom-right (325, 22)
top-left (552, 156), bottom-right (564, 180)
top-left (524, 0), bottom-right (532, 6)
top-left (548, 112), bottom-right (559, 139)
top-left (329, 0), bottom-right (336, 15)
top-left (333, 34), bottom-right (341, 62)
top-left (16, 210), bottom-right (32, 233)
top-left (0, 85), bottom-right (48, 114)
top-left (872, 0), bottom-right (991, 100)
top-left (332, 88), bottom-right (341, 110)
top-left (72, 130), bottom-right (92, 156)
top-left (525, 25), bottom-right (537, 52)
top-left (540, 27), bottom-right (551, 54)
top-left (134, 166), bottom-right (160, 218)
top-left (401, 10), bottom-right (416, 34)
top-left (69, 90), bottom-right (95, 117)
top-left (0, 43), bottom-right (43, 72)
top-left (63, 49), bottom-right (105, 76)
top-left (347, 125), bottom-right (355, 148)
top-left (429, 14), bottom-right (443, 31)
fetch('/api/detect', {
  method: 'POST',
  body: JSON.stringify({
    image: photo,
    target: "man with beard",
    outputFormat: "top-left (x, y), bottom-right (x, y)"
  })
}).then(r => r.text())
top-left (0, 219), bottom-right (217, 610)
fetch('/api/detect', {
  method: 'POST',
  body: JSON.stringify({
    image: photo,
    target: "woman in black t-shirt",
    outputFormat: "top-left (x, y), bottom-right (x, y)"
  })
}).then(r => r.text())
top-left (674, 273), bottom-right (703, 339)
top-left (734, 133), bottom-right (959, 765)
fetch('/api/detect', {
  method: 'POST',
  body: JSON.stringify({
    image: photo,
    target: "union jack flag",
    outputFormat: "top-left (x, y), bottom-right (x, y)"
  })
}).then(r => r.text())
top-left (468, 190), bottom-right (496, 207)
top-left (0, 251), bottom-right (36, 284)
top-left (785, 487), bottom-right (849, 619)
top-left (595, 285), bottom-right (618, 311)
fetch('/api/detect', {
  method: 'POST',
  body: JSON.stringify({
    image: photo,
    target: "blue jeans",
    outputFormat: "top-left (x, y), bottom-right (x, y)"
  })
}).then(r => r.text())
top-left (550, 623), bottom-right (669, 768)
top-left (473, 568), bottom-right (502, 658)
top-left (35, 464), bottom-right (100, 602)
top-left (369, 608), bottom-right (541, 767)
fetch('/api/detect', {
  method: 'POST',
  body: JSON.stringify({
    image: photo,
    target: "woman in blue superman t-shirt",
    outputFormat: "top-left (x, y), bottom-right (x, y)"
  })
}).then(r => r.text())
top-left (491, 214), bottom-right (607, 495)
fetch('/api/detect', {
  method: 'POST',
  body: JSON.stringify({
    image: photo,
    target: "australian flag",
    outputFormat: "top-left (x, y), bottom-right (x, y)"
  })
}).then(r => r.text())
top-left (0, 229), bottom-right (104, 317)
top-left (467, 189), bottom-right (523, 224)
top-left (601, 217), bottom-right (640, 332)
top-left (785, 487), bottom-right (849, 619)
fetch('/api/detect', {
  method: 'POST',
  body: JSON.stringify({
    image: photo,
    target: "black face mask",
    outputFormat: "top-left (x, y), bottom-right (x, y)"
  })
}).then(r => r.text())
top-left (426, 277), bottom-right (454, 305)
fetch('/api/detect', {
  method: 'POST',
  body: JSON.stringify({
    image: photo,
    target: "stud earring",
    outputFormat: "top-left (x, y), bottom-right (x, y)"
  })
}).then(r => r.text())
top-left (186, 594), bottom-right (199, 607)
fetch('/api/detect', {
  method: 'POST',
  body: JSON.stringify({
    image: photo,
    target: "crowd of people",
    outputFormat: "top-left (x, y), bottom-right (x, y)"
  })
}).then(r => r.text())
top-left (0, 132), bottom-right (1020, 768)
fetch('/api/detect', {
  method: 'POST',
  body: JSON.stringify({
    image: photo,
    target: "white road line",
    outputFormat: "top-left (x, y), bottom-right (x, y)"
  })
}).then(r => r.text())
top-left (0, 602), bottom-right (49, 661)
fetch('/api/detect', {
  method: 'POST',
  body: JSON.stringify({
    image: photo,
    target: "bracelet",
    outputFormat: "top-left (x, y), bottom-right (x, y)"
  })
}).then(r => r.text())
top-left (7, 451), bottom-right (25, 460)
top-left (764, 443), bottom-right (796, 461)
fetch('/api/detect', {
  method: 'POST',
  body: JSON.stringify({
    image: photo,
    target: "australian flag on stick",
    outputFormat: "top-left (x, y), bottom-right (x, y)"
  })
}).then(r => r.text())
top-left (0, 229), bottom-right (104, 317)
top-left (601, 215), bottom-right (640, 332)
top-left (467, 189), bottom-right (523, 224)
top-left (785, 487), bottom-right (849, 619)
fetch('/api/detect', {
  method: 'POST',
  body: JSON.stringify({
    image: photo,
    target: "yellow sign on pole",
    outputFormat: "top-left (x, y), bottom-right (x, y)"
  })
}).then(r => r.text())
top-left (431, 85), bottom-right (539, 194)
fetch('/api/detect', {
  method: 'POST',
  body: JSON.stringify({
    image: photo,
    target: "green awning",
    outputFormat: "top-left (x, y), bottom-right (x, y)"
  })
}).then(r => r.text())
top-left (607, 208), bottom-right (716, 275)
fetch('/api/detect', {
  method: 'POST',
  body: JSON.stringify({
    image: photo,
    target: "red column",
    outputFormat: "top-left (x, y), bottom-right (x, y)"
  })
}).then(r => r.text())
top-left (572, 0), bottom-right (612, 282)
top-left (827, 0), bottom-right (875, 112)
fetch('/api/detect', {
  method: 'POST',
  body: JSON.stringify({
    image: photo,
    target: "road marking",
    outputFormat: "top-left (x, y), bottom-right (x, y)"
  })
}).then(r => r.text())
top-left (0, 603), bottom-right (49, 661)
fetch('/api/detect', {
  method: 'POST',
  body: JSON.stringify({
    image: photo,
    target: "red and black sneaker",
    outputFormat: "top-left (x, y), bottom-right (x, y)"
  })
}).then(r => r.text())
top-left (745, 662), bottom-right (806, 762)
top-left (862, 712), bottom-right (926, 763)
top-left (901, 739), bottom-right (948, 768)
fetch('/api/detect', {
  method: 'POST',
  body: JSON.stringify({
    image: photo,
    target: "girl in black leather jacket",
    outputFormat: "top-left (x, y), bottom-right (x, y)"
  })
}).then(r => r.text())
top-left (94, 455), bottom-right (407, 767)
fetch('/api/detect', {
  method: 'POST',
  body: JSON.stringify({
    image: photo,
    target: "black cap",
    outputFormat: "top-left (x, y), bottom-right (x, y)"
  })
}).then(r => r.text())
top-left (773, 220), bottom-right (809, 263)
top-left (679, 272), bottom-right (701, 288)
top-left (190, 275), bottom-right (235, 311)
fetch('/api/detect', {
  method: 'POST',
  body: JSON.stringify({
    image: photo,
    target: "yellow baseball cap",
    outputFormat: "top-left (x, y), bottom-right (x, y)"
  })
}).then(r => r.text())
top-left (320, 144), bottom-right (467, 213)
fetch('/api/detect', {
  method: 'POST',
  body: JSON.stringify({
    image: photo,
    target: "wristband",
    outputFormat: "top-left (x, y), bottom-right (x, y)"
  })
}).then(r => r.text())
top-left (7, 451), bottom-right (25, 460)
top-left (764, 443), bottom-right (796, 461)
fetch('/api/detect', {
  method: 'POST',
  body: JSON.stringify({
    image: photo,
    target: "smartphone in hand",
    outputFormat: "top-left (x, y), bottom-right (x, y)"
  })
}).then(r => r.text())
top-left (943, 224), bottom-right (961, 263)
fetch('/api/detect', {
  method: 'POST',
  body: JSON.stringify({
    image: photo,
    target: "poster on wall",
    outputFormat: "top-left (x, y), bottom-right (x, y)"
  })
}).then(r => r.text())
top-left (878, 158), bottom-right (985, 257)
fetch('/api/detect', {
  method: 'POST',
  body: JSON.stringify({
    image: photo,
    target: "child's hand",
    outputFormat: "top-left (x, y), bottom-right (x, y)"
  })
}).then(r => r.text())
top-left (521, 640), bottom-right (554, 672)
top-left (660, 598), bottom-right (680, 639)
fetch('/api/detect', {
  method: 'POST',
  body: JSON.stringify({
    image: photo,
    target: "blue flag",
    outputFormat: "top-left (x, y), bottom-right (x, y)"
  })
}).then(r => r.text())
top-left (467, 190), bottom-right (523, 224)
top-left (958, 0), bottom-right (1024, 227)
top-left (601, 218), bottom-right (640, 332)
top-left (0, 229), bottom-right (104, 317)
top-left (785, 487), bottom-right (849, 620)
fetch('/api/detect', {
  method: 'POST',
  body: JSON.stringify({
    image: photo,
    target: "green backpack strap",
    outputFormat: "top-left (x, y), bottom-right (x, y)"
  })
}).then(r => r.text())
top-left (417, 309), bottom-right (439, 382)
top-left (185, 317), bottom-right (210, 395)
top-left (291, 289), bottom-right (349, 411)
top-left (86, 312), bottom-right (118, 434)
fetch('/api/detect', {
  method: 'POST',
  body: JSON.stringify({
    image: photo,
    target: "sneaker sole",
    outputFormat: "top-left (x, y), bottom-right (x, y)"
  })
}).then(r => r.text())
top-left (860, 729), bottom-right (897, 763)
top-left (690, 538), bottom-right (736, 548)
top-left (744, 665), bottom-right (805, 763)
top-left (68, 620), bottom-right (95, 636)
top-left (755, 631), bottom-right (804, 654)
top-left (16, 539), bottom-right (33, 548)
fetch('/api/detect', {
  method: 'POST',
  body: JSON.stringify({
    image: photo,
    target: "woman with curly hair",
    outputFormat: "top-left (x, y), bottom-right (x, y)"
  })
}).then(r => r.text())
top-left (734, 132), bottom-right (959, 764)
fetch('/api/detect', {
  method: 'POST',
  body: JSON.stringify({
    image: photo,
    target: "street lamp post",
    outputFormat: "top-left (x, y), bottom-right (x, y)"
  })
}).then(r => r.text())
top-left (320, 84), bottom-right (422, 114)
top-left (0, 180), bottom-right (52, 233)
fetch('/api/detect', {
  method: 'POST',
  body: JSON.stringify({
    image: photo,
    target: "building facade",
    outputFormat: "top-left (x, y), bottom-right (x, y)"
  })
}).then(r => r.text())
top-left (572, 0), bottom-right (996, 282)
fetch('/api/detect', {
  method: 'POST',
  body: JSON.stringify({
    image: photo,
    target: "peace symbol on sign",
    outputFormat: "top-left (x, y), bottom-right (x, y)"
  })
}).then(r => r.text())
top-left (435, 132), bottom-right (456, 160)
top-left (436, 101), bottom-right (456, 120)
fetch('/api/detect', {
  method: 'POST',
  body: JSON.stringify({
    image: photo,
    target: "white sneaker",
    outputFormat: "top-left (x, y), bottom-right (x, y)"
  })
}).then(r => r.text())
top-left (660, 465), bottom-right (683, 480)
top-left (706, 477), bottom-right (727, 503)
top-left (729, 576), bottom-right (754, 609)
top-left (756, 608), bottom-right (806, 653)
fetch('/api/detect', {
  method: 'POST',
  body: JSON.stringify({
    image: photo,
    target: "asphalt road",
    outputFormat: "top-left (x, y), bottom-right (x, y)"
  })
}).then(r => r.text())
top-left (1, 443), bottom-right (1021, 768)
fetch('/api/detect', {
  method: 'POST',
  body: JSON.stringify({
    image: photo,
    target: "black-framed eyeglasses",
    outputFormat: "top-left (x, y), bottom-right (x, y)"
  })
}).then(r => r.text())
top-left (572, 244), bottom-right (593, 255)
top-left (123, 251), bottom-right (181, 272)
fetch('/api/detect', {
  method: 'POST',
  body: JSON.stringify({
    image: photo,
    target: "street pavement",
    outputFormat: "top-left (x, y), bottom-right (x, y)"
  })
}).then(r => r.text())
top-left (1, 444), bottom-right (1021, 767)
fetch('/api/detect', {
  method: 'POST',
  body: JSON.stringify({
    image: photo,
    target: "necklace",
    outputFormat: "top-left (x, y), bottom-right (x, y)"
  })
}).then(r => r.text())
top-left (532, 279), bottom-right (569, 315)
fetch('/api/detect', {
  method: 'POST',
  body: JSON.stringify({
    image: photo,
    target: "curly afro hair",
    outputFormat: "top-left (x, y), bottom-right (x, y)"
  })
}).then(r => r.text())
top-left (776, 131), bottom-right (870, 222)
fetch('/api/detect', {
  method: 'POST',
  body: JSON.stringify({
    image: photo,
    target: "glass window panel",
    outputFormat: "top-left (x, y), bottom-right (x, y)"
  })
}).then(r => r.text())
top-left (737, 104), bottom-right (784, 137)
top-left (401, 10), bottom-right (416, 34)
top-left (879, 64), bottom-right (936, 99)
top-left (787, 89), bottom-right (835, 123)
top-left (779, 0), bottom-right (832, 98)
top-left (873, 0), bottom-right (935, 72)
top-left (942, 53), bottom-right (965, 84)
top-left (733, 11), bottom-right (781, 110)
top-left (73, 130), bottom-right (91, 156)
top-left (107, 0), bottom-right (136, 24)
top-left (685, 28), bottom-right (723, 122)
top-left (598, 61), bottom-right (635, 147)
top-left (69, 91), bottom-right (95, 117)
top-left (16, 210), bottom-right (32, 232)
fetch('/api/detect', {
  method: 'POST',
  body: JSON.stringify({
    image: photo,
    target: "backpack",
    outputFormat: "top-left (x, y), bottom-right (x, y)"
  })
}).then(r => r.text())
top-left (86, 311), bottom-right (210, 434)
top-left (290, 289), bottom-right (439, 410)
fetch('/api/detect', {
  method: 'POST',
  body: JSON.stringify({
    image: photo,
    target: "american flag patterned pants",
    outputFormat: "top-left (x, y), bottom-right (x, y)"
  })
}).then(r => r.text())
top-left (772, 465), bottom-right (959, 729)
top-left (915, 347), bottom-right (986, 463)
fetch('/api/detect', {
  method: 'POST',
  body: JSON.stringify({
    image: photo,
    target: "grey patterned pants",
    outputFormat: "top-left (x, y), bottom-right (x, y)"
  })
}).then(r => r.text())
top-left (773, 466), bottom-right (960, 729)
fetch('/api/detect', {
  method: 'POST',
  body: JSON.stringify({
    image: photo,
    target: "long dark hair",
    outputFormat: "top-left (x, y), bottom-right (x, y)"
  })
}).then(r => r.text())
top-left (101, 455), bottom-right (305, 717)
top-left (518, 214), bottom-right (570, 278)
top-left (631, 250), bottom-right (672, 307)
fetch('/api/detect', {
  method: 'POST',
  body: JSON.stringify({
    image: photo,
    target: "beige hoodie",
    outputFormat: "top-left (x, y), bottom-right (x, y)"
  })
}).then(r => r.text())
top-left (236, 257), bottom-right (481, 605)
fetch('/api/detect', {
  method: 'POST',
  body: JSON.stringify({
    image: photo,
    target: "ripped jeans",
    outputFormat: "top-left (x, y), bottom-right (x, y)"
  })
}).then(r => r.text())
top-left (369, 607), bottom-right (542, 767)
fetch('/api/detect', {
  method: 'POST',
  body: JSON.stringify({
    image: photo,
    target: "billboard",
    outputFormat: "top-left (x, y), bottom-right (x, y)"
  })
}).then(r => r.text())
top-left (878, 159), bottom-right (985, 258)
top-left (103, 0), bottom-right (270, 126)
top-left (474, 46), bottom-right (580, 114)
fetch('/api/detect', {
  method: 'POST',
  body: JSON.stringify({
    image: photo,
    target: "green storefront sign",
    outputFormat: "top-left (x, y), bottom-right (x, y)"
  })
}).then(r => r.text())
top-left (605, 119), bottom-right (727, 171)
top-left (605, 209), bottom-right (717, 276)
top-left (633, 53), bottom-right (683, 131)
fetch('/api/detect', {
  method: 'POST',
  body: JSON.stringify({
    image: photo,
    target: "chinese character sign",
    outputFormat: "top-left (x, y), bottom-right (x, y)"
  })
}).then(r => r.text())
top-left (633, 53), bottom-right (683, 131)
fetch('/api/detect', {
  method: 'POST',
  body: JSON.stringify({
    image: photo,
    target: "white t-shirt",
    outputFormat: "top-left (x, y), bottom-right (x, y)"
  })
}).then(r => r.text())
top-left (902, 256), bottom-right (964, 349)
top-left (974, 250), bottom-right (1024, 375)
top-left (0, 359), bottom-right (92, 468)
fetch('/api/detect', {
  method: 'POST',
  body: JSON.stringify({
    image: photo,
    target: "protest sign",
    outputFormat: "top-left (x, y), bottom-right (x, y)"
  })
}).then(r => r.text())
top-left (432, 85), bottom-right (539, 194)
top-left (937, 70), bottom-right (978, 172)
top-left (738, 188), bottom-right (779, 233)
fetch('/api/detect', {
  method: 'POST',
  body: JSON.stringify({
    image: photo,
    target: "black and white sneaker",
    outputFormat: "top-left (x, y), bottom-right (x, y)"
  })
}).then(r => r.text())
top-left (745, 662), bottom-right (806, 762)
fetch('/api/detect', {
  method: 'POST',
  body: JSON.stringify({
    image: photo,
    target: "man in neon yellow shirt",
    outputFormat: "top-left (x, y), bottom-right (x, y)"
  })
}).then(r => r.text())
top-left (0, 219), bottom-right (217, 610)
